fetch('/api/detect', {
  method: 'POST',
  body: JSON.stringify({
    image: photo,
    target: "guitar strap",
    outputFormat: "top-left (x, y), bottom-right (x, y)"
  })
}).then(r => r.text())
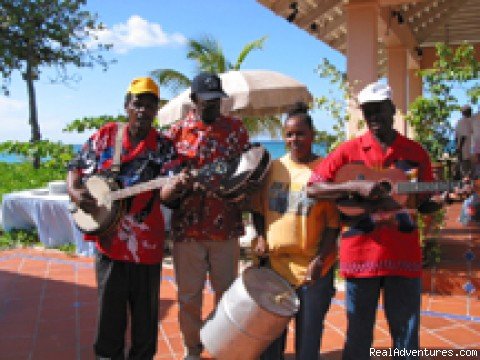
top-left (111, 122), bottom-right (126, 173)
top-left (110, 122), bottom-right (159, 223)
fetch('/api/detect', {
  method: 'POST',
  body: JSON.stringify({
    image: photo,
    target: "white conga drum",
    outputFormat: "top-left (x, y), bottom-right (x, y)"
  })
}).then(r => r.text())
top-left (200, 266), bottom-right (299, 360)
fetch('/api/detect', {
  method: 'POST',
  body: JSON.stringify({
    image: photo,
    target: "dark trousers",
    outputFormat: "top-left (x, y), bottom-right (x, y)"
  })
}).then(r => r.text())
top-left (260, 268), bottom-right (335, 360)
top-left (342, 277), bottom-right (421, 360)
top-left (94, 252), bottom-right (161, 360)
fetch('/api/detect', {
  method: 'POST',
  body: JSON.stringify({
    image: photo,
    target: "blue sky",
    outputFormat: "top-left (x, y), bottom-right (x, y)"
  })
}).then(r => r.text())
top-left (0, 0), bottom-right (347, 144)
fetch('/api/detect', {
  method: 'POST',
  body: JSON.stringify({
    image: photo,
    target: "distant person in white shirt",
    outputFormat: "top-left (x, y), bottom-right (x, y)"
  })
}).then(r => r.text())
top-left (455, 105), bottom-right (473, 179)
top-left (471, 108), bottom-right (480, 178)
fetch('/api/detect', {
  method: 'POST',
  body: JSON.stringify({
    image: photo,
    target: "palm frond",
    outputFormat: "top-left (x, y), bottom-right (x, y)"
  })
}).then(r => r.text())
top-left (150, 69), bottom-right (191, 96)
top-left (232, 36), bottom-right (268, 71)
top-left (187, 36), bottom-right (228, 74)
top-left (242, 115), bottom-right (282, 138)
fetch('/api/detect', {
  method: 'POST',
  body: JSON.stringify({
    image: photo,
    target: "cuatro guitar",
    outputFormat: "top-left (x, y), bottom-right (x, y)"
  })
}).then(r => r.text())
top-left (333, 163), bottom-right (464, 216)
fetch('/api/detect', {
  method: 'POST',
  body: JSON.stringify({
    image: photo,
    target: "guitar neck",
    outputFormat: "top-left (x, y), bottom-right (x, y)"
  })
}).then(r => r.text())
top-left (396, 181), bottom-right (461, 194)
top-left (109, 177), bottom-right (171, 201)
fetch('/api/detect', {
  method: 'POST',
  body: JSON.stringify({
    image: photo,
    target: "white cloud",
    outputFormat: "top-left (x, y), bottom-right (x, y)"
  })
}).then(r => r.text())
top-left (90, 15), bottom-right (187, 54)
top-left (0, 96), bottom-right (25, 113)
top-left (0, 97), bottom-right (30, 141)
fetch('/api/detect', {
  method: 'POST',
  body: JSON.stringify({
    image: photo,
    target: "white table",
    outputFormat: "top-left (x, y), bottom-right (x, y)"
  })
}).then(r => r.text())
top-left (1, 189), bottom-right (95, 256)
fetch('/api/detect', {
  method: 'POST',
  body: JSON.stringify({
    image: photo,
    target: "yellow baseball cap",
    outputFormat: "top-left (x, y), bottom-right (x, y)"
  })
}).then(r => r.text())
top-left (127, 77), bottom-right (159, 98)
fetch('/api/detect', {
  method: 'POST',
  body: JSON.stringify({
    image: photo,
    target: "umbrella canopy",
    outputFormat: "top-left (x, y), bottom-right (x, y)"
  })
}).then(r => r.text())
top-left (158, 70), bottom-right (313, 126)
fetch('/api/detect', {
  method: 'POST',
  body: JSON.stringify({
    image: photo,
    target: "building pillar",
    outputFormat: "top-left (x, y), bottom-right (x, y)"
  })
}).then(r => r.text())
top-left (408, 68), bottom-right (423, 105)
top-left (346, 0), bottom-right (379, 138)
top-left (387, 46), bottom-right (408, 136)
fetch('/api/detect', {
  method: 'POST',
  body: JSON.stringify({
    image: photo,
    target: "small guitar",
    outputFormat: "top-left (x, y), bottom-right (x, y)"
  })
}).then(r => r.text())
top-left (334, 163), bottom-right (463, 216)
top-left (70, 145), bottom-right (271, 236)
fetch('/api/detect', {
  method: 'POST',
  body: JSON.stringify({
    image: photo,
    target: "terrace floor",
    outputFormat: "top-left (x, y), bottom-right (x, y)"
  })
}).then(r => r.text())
top-left (0, 201), bottom-right (479, 359)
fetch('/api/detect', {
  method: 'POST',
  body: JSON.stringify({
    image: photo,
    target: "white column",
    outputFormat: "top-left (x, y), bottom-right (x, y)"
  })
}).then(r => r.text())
top-left (346, 0), bottom-right (379, 137)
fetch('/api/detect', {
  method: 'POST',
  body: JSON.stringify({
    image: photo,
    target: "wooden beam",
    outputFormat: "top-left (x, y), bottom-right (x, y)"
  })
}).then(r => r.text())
top-left (270, 0), bottom-right (291, 13)
top-left (256, 0), bottom-right (277, 8)
top-left (314, 15), bottom-right (346, 39)
top-left (378, 6), bottom-right (418, 49)
top-left (295, 0), bottom-right (342, 28)
top-left (326, 33), bottom-right (346, 53)
top-left (378, 0), bottom-right (426, 5)
top-left (403, 0), bottom-right (442, 21)
top-left (414, 0), bottom-right (468, 43)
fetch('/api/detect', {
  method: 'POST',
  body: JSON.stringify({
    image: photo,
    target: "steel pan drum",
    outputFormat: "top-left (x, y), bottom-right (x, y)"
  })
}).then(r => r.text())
top-left (200, 267), bottom-right (299, 360)
top-left (216, 144), bottom-right (271, 200)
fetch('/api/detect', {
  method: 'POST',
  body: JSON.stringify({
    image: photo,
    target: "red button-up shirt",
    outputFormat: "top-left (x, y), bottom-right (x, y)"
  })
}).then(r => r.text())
top-left (167, 111), bottom-right (250, 242)
top-left (311, 131), bottom-right (434, 278)
top-left (70, 122), bottom-right (179, 264)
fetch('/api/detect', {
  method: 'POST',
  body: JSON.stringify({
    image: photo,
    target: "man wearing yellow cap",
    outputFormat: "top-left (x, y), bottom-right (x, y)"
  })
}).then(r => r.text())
top-left (67, 77), bottom-right (190, 359)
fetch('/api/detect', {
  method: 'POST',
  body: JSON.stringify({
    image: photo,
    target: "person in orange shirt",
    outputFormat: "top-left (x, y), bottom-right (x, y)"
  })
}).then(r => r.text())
top-left (250, 102), bottom-right (340, 360)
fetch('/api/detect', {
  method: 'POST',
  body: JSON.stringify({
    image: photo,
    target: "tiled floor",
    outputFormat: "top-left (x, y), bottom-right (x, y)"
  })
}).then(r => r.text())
top-left (0, 246), bottom-right (479, 359)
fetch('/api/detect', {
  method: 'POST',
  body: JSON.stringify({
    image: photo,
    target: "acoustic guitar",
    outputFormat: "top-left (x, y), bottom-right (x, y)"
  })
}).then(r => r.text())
top-left (70, 144), bottom-right (271, 236)
top-left (334, 163), bottom-right (463, 217)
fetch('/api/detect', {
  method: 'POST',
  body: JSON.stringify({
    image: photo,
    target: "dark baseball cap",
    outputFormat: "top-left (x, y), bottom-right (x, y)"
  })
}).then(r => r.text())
top-left (191, 72), bottom-right (227, 101)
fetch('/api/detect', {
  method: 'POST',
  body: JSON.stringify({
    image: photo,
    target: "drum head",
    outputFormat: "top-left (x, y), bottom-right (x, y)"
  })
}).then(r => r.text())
top-left (217, 144), bottom-right (271, 199)
top-left (242, 267), bottom-right (299, 317)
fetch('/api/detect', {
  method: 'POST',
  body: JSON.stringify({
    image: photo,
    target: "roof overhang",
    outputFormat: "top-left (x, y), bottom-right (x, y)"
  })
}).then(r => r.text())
top-left (257, 0), bottom-right (480, 74)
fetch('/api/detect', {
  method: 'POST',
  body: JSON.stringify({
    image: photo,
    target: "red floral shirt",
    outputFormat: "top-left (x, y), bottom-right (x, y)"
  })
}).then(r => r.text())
top-left (69, 122), bottom-right (180, 264)
top-left (167, 111), bottom-right (250, 241)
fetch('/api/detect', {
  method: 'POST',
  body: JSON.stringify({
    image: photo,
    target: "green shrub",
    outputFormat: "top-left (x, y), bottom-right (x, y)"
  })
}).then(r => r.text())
top-left (0, 228), bottom-right (40, 249)
top-left (0, 162), bottom-right (67, 202)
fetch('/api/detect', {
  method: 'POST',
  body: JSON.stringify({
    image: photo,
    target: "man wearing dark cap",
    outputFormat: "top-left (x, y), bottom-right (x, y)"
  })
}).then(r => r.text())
top-left (166, 72), bottom-right (250, 360)
top-left (67, 77), bottom-right (189, 359)
top-left (307, 81), bottom-right (442, 360)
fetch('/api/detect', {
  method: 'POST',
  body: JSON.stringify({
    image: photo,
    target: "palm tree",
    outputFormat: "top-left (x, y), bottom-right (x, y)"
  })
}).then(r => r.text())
top-left (150, 35), bottom-right (282, 137)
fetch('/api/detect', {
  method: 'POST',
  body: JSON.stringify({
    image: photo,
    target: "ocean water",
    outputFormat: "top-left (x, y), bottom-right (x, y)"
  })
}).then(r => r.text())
top-left (258, 140), bottom-right (327, 159)
top-left (0, 140), bottom-right (327, 163)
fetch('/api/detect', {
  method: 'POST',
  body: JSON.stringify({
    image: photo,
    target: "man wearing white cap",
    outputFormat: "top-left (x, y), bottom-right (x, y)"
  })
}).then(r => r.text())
top-left (67, 77), bottom-right (190, 359)
top-left (307, 81), bottom-right (441, 359)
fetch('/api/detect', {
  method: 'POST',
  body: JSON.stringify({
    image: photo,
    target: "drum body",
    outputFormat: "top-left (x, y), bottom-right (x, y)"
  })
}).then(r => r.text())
top-left (200, 267), bottom-right (299, 360)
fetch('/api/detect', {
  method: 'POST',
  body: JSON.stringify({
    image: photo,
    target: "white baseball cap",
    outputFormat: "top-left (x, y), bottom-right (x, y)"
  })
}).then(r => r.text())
top-left (357, 81), bottom-right (392, 105)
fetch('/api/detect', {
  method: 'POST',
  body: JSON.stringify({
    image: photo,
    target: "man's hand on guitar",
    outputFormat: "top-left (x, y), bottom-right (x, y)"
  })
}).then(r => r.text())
top-left (304, 255), bottom-right (324, 285)
top-left (160, 169), bottom-right (193, 203)
top-left (252, 235), bottom-right (268, 257)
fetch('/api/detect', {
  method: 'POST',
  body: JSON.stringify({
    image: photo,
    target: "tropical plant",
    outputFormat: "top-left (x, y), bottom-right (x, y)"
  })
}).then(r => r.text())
top-left (150, 35), bottom-right (282, 137)
top-left (407, 42), bottom-right (480, 159)
top-left (0, 140), bottom-right (75, 169)
top-left (0, 228), bottom-right (40, 250)
top-left (314, 58), bottom-right (355, 150)
top-left (63, 115), bottom-right (128, 133)
top-left (0, 162), bottom-right (67, 202)
top-left (62, 113), bottom-right (172, 134)
top-left (0, 0), bottom-right (114, 168)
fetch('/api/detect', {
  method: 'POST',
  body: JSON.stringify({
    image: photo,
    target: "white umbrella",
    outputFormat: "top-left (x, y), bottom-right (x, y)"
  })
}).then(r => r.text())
top-left (158, 70), bottom-right (313, 126)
